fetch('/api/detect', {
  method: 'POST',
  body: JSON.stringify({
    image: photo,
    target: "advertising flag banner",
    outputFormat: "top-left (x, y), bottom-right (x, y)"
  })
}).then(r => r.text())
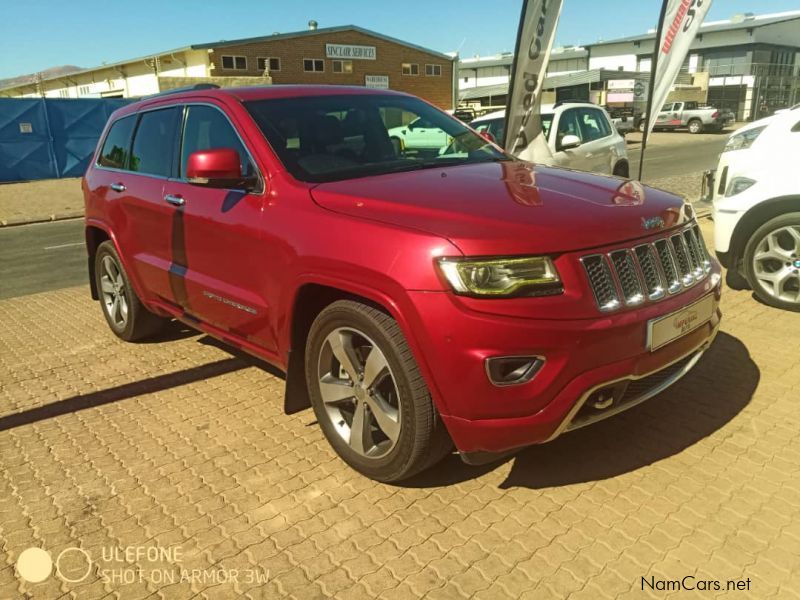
top-left (503, 0), bottom-right (564, 161)
top-left (645, 0), bottom-right (714, 137)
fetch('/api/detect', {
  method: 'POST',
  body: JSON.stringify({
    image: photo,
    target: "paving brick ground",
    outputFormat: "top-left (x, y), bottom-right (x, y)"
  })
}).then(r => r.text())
top-left (1, 220), bottom-right (800, 599)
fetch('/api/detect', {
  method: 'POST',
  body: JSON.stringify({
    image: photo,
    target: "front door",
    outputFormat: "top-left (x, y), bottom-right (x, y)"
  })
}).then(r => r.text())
top-left (552, 108), bottom-right (593, 171)
top-left (162, 104), bottom-right (270, 347)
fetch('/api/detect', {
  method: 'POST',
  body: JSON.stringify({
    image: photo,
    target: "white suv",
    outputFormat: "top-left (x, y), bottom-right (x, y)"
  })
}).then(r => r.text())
top-left (706, 107), bottom-right (800, 311)
top-left (469, 103), bottom-right (629, 177)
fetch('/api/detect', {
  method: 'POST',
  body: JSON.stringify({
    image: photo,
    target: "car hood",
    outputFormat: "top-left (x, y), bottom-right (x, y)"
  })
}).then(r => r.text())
top-left (310, 161), bottom-right (691, 256)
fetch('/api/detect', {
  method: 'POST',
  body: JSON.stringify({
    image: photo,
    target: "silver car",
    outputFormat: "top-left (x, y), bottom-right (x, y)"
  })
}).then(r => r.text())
top-left (470, 102), bottom-right (630, 177)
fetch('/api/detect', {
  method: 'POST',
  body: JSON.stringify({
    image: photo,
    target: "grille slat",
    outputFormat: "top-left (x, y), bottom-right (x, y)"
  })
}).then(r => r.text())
top-left (582, 224), bottom-right (712, 312)
top-left (581, 255), bottom-right (621, 312)
top-left (634, 244), bottom-right (666, 300)
top-left (609, 250), bottom-right (645, 306)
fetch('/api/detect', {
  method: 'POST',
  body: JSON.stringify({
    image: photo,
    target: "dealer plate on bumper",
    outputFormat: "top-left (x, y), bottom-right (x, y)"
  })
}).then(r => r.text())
top-left (648, 294), bottom-right (715, 351)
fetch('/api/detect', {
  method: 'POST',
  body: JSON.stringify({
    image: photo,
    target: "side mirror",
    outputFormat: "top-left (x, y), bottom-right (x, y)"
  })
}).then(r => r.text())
top-left (559, 134), bottom-right (582, 151)
top-left (479, 131), bottom-right (497, 144)
top-left (187, 148), bottom-right (251, 189)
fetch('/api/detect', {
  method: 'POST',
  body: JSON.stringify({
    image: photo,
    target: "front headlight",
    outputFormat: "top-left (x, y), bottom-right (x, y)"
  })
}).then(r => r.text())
top-left (436, 256), bottom-right (562, 297)
top-left (725, 177), bottom-right (756, 197)
top-left (724, 126), bottom-right (766, 152)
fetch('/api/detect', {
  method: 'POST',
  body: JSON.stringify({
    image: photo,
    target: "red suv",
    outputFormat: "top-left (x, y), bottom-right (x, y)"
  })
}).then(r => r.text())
top-left (84, 85), bottom-right (722, 482)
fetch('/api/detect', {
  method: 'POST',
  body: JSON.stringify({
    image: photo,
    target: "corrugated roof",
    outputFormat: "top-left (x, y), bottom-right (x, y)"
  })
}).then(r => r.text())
top-left (193, 25), bottom-right (454, 61)
top-left (1, 25), bottom-right (452, 91)
top-left (585, 12), bottom-right (800, 47)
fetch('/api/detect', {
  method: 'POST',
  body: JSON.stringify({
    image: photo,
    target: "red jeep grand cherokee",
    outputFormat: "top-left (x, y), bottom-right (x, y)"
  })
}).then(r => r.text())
top-left (84, 85), bottom-right (722, 482)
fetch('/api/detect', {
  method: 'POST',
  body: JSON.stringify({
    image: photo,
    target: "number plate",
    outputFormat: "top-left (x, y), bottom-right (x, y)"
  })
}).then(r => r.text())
top-left (648, 294), bottom-right (714, 351)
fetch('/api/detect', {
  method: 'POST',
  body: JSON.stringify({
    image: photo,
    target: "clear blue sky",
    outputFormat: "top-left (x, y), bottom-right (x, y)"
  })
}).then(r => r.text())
top-left (1, 0), bottom-right (798, 79)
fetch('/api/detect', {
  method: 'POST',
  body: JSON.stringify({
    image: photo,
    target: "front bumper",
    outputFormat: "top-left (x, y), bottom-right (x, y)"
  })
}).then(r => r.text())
top-left (410, 270), bottom-right (722, 454)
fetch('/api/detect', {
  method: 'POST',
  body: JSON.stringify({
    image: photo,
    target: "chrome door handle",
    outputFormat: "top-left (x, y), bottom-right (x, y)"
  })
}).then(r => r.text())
top-left (164, 194), bottom-right (185, 207)
top-left (110, 182), bottom-right (126, 192)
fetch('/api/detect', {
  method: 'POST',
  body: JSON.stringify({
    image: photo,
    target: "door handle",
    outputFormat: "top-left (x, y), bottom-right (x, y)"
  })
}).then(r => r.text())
top-left (110, 182), bottom-right (126, 192)
top-left (164, 194), bottom-right (185, 207)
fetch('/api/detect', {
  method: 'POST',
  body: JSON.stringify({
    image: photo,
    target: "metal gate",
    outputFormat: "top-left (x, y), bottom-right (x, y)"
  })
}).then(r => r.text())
top-left (0, 98), bottom-right (132, 182)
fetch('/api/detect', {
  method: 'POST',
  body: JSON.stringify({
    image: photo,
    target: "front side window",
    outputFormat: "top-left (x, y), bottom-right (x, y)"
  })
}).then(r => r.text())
top-left (244, 94), bottom-right (507, 183)
top-left (180, 105), bottom-right (255, 179)
top-left (129, 107), bottom-right (181, 177)
top-left (556, 109), bottom-right (582, 147)
top-left (303, 59), bottom-right (324, 72)
top-left (98, 115), bottom-right (136, 169)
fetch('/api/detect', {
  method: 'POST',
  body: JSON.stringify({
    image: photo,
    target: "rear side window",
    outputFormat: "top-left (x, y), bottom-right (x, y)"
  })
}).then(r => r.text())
top-left (130, 107), bottom-right (181, 177)
top-left (578, 108), bottom-right (612, 142)
top-left (98, 115), bottom-right (136, 169)
top-left (180, 105), bottom-right (255, 177)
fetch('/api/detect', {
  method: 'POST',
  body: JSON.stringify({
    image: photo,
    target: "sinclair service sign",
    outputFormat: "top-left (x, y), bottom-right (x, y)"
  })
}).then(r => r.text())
top-left (325, 44), bottom-right (376, 60)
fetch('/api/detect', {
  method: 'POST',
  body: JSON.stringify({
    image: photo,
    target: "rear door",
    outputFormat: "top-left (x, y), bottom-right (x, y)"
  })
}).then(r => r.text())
top-left (161, 103), bottom-right (270, 346)
top-left (91, 107), bottom-right (181, 303)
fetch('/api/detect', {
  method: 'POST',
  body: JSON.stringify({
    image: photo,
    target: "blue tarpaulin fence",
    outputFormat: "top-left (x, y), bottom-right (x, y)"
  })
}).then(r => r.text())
top-left (0, 98), bottom-right (133, 182)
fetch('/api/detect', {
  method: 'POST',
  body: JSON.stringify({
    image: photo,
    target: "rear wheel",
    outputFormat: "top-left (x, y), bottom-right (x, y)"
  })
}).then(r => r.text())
top-left (613, 162), bottom-right (629, 178)
top-left (688, 119), bottom-right (703, 134)
top-left (305, 300), bottom-right (452, 482)
top-left (743, 213), bottom-right (800, 311)
top-left (94, 241), bottom-right (168, 340)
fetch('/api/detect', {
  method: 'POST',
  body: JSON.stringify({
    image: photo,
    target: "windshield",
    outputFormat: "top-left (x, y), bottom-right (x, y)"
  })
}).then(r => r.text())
top-left (245, 94), bottom-right (508, 183)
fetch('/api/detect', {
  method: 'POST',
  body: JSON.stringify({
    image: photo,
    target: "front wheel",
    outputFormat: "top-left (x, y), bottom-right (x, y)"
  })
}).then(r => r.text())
top-left (743, 213), bottom-right (800, 311)
top-left (305, 300), bottom-right (452, 482)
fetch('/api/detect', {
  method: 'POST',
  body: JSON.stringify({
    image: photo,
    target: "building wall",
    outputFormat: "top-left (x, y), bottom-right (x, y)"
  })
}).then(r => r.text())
top-left (207, 29), bottom-right (454, 108)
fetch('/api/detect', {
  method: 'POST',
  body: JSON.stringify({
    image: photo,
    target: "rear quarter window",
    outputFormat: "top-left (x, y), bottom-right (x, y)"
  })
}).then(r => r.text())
top-left (98, 115), bottom-right (136, 169)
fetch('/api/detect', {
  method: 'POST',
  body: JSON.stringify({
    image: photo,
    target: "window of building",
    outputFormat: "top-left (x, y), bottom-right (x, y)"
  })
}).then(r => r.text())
top-left (129, 107), bottom-right (181, 177)
top-left (180, 105), bottom-right (256, 180)
top-left (79, 85), bottom-right (91, 96)
top-left (59, 89), bottom-right (69, 98)
top-left (257, 57), bottom-right (281, 72)
top-left (425, 64), bottom-right (442, 76)
top-left (402, 63), bottom-right (419, 76)
top-left (332, 60), bottom-right (353, 74)
top-left (221, 55), bottom-right (247, 70)
top-left (303, 59), bottom-right (325, 72)
top-left (98, 115), bottom-right (137, 170)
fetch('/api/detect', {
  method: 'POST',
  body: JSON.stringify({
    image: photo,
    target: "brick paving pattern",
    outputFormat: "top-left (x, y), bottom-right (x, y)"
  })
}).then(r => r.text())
top-left (1, 221), bottom-right (799, 598)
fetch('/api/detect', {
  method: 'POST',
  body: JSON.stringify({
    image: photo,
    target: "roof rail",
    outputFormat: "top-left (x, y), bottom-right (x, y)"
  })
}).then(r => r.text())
top-left (553, 100), bottom-right (596, 108)
top-left (145, 83), bottom-right (220, 99)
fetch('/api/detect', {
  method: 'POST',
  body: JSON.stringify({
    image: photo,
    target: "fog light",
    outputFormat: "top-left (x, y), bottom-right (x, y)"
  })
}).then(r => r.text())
top-left (485, 356), bottom-right (544, 386)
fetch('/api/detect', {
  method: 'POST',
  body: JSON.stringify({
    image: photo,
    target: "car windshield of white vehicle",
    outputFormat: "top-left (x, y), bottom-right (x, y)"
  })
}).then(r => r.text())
top-left (245, 94), bottom-right (508, 183)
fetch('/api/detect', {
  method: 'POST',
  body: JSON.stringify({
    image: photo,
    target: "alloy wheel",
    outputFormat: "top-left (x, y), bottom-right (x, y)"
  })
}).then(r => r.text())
top-left (316, 327), bottom-right (401, 458)
top-left (752, 225), bottom-right (800, 304)
top-left (100, 255), bottom-right (129, 328)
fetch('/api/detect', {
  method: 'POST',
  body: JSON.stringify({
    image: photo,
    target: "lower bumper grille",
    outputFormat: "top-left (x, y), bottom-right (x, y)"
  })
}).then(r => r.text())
top-left (567, 351), bottom-right (702, 432)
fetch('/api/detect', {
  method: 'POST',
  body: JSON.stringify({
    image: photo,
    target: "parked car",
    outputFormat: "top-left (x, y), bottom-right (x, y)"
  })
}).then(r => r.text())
top-left (84, 84), bottom-right (721, 482)
top-left (704, 106), bottom-right (800, 311)
top-left (604, 106), bottom-right (638, 137)
top-left (387, 116), bottom-right (450, 155)
top-left (470, 102), bottom-right (629, 176)
top-left (637, 101), bottom-right (732, 134)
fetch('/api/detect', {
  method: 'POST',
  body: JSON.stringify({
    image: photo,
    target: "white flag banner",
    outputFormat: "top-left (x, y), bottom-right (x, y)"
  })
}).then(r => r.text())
top-left (503, 0), bottom-right (564, 161)
top-left (646, 0), bottom-right (714, 136)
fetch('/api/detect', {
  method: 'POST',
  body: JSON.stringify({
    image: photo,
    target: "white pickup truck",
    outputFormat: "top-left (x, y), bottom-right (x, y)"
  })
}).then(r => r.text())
top-left (637, 101), bottom-right (733, 134)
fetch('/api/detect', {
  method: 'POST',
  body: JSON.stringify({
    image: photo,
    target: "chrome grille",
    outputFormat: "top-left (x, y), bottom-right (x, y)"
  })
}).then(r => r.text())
top-left (582, 224), bottom-right (712, 312)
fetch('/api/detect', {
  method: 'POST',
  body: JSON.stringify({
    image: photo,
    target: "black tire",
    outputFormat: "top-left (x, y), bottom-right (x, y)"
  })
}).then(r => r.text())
top-left (94, 241), bottom-right (168, 340)
top-left (305, 300), bottom-right (452, 482)
top-left (613, 162), bottom-right (629, 178)
top-left (743, 212), bottom-right (800, 312)
top-left (688, 119), bottom-right (703, 134)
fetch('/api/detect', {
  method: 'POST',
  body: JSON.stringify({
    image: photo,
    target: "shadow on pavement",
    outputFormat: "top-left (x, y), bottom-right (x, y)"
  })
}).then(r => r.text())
top-left (406, 332), bottom-right (758, 489)
top-left (0, 357), bottom-right (248, 432)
